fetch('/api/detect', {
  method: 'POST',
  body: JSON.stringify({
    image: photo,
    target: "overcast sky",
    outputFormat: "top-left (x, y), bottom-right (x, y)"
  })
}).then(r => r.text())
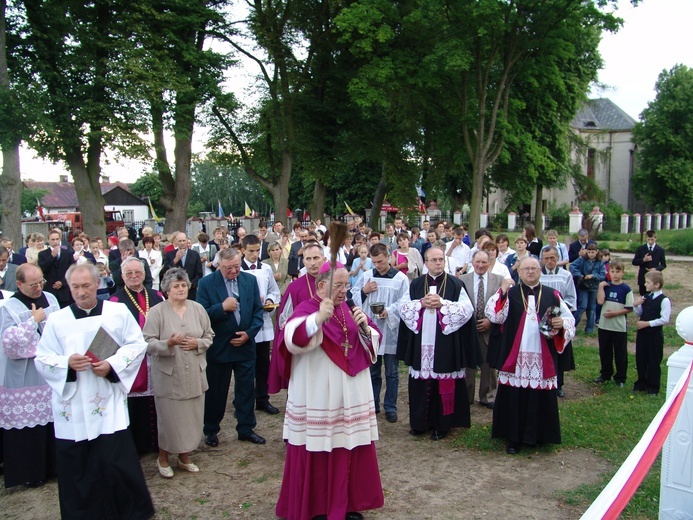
top-left (16, 0), bottom-right (693, 183)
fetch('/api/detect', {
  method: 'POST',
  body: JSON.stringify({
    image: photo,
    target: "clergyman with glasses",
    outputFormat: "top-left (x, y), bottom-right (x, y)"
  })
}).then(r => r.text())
top-left (274, 261), bottom-right (383, 520)
top-left (397, 245), bottom-right (480, 441)
top-left (485, 256), bottom-right (575, 455)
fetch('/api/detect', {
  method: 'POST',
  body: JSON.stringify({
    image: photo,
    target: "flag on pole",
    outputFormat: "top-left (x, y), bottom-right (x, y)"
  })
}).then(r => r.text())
top-left (147, 197), bottom-right (161, 222)
top-left (229, 212), bottom-right (234, 220)
top-left (36, 198), bottom-right (45, 221)
top-left (345, 201), bottom-right (355, 216)
top-left (244, 202), bottom-right (252, 218)
top-left (217, 199), bottom-right (225, 218)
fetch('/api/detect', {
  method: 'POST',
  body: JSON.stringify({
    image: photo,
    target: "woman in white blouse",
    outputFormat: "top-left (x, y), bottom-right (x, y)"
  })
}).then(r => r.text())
top-left (138, 236), bottom-right (163, 290)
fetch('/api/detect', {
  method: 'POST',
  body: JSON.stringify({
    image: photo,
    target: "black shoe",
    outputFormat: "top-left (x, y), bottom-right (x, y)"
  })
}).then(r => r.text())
top-left (557, 388), bottom-right (565, 398)
top-left (204, 433), bottom-right (219, 447)
top-left (482, 402), bottom-right (494, 410)
top-left (385, 412), bottom-right (398, 423)
top-left (593, 377), bottom-right (607, 384)
top-left (409, 428), bottom-right (426, 436)
top-left (430, 430), bottom-right (448, 441)
top-left (506, 442), bottom-right (519, 455)
top-left (256, 401), bottom-right (280, 414)
top-left (346, 513), bottom-right (364, 520)
top-left (24, 480), bottom-right (46, 488)
top-left (238, 431), bottom-right (266, 444)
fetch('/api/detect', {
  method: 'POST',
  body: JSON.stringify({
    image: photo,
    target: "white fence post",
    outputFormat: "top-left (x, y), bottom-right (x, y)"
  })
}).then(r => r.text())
top-left (645, 213), bottom-right (652, 232)
top-left (507, 212), bottom-right (516, 231)
top-left (620, 214), bottom-right (629, 234)
top-left (569, 206), bottom-right (582, 234)
top-left (479, 212), bottom-right (488, 228)
top-left (633, 213), bottom-right (641, 234)
top-left (663, 213), bottom-right (671, 230)
top-left (660, 307), bottom-right (693, 516)
top-left (654, 213), bottom-right (662, 231)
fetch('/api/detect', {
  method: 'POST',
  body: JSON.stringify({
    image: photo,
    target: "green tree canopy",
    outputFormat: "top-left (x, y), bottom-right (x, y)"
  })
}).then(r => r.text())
top-left (633, 64), bottom-right (693, 212)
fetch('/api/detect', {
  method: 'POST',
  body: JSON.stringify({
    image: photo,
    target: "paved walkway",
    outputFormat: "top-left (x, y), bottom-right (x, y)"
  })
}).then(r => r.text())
top-left (611, 253), bottom-right (693, 263)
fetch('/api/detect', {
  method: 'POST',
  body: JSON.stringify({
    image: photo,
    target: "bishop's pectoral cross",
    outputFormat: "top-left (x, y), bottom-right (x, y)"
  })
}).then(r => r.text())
top-left (342, 339), bottom-right (353, 356)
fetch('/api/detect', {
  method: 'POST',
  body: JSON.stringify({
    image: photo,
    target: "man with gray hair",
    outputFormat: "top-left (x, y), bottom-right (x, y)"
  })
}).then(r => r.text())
top-left (110, 256), bottom-right (165, 454)
top-left (35, 263), bottom-right (153, 517)
top-left (568, 229), bottom-right (596, 263)
top-left (110, 238), bottom-right (154, 290)
top-left (196, 247), bottom-right (265, 446)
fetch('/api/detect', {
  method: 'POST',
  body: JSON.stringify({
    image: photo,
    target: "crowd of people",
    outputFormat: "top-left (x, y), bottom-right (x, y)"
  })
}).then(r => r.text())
top-left (0, 218), bottom-right (670, 519)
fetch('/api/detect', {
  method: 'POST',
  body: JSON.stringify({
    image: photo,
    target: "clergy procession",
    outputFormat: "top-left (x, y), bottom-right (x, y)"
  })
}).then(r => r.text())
top-left (0, 218), bottom-right (668, 519)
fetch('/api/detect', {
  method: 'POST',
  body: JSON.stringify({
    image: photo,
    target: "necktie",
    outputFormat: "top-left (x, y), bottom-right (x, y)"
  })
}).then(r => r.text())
top-left (250, 264), bottom-right (256, 270)
top-left (476, 276), bottom-right (485, 320)
top-left (227, 279), bottom-right (241, 322)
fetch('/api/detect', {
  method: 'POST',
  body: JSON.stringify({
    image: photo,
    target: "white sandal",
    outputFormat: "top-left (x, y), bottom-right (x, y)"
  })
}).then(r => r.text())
top-left (157, 459), bottom-right (174, 479)
top-left (177, 460), bottom-right (200, 473)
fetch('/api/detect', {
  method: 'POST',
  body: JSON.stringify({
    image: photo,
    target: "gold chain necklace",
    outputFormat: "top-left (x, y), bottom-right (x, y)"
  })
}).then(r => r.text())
top-left (424, 272), bottom-right (448, 314)
top-left (306, 274), bottom-right (314, 299)
top-left (125, 286), bottom-right (150, 317)
top-left (519, 284), bottom-right (542, 321)
top-left (333, 305), bottom-right (353, 356)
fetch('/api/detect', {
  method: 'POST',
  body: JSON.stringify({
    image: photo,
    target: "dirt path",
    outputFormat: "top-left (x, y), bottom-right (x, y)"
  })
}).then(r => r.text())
top-left (3, 261), bottom-right (692, 519)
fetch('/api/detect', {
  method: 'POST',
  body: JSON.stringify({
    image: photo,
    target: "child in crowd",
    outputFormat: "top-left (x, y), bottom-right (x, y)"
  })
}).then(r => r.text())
top-left (633, 271), bottom-right (671, 395)
top-left (569, 243), bottom-right (606, 333)
top-left (594, 261), bottom-right (633, 387)
top-left (540, 230), bottom-right (569, 269)
top-left (96, 261), bottom-right (115, 299)
top-left (349, 244), bottom-right (373, 287)
top-left (595, 248), bottom-right (612, 324)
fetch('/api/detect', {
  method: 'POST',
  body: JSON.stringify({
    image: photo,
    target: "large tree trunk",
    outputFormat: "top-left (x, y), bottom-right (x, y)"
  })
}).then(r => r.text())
top-left (370, 163), bottom-right (387, 230)
top-left (65, 148), bottom-right (107, 240)
top-left (310, 179), bottom-right (326, 223)
top-left (0, 143), bottom-right (21, 243)
top-left (164, 134), bottom-right (192, 233)
top-left (0, 0), bottom-right (21, 243)
top-left (533, 184), bottom-right (544, 239)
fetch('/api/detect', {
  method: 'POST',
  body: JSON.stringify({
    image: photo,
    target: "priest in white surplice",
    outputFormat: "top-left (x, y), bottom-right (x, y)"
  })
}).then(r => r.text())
top-left (35, 264), bottom-right (153, 519)
top-left (352, 243), bottom-right (409, 423)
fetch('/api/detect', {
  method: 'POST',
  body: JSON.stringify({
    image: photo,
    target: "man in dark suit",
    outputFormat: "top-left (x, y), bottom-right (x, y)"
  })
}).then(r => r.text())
top-left (287, 227), bottom-right (309, 277)
top-left (196, 247), bottom-right (265, 447)
top-left (0, 249), bottom-right (19, 291)
top-left (568, 229), bottom-right (597, 263)
top-left (632, 230), bottom-right (667, 295)
top-left (379, 223), bottom-right (397, 254)
top-left (460, 250), bottom-right (504, 409)
top-left (38, 229), bottom-right (76, 307)
top-left (162, 232), bottom-right (203, 300)
top-left (2, 238), bottom-right (27, 265)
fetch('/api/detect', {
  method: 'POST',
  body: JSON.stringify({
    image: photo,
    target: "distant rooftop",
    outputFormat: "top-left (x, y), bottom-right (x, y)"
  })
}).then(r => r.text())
top-left (23, 181), bottom-right (136, 208)
top-left (571, 98), bottom-right (637, 132)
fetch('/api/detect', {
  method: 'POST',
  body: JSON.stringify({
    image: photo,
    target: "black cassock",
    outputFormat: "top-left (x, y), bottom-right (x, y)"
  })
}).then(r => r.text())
top-left (489, 284), bottom-right (566, 446)
top-left (397, 274), bottom-right (481, 433)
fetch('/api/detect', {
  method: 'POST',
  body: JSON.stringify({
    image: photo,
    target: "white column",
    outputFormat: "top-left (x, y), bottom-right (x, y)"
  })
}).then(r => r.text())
top-left (453, 211), bottom-right (462, 225)
top-left (507, 212), bottom-right (517, 231)
top-left (660, 307), bottom-right (693, 517)
top-left (663, 213), bottom-right (671, 230)
top-left (645, 213), bottom-right (652, 231)
top-left (541, 214), bottom-right (546, 231)
top-left (479, 212), bottom-right (488, 228)
top-left (633, 213), bottom-right (641, 234)
top-left (673, 213), bottom-right (680, 230)
top-left (682, 213), bottom-right (689, 229)
top-left (620, 214), bottom-right (629, 234)
top-left (569, 207), bottom-right (583, 234)
top-left (654, 213), bottom-right (662, 231)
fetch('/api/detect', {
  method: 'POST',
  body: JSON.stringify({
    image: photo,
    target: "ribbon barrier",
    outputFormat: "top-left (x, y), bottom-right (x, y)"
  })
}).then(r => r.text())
top-left (580, 360), bottom-right (693, 519)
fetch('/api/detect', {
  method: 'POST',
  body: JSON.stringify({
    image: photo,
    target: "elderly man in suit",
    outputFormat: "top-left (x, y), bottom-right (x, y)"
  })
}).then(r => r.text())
top-left (460, 250), bottom-right (504, 409)
top-left (38, 229), bottom-right (76, 307)
top-left (2, 238), bottom-right (27, 266)
top-left (162, 232), bottom-right (203, 300)
top-left (196, 247), bottom-right (265, 447)
top-left (0, 249), bottom-right (19, 292)
top-left (287, 227), bottom-right (310, 278)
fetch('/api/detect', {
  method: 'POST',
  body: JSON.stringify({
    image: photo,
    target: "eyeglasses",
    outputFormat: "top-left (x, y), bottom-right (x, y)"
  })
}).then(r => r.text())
top-left (331, 283), bottom-right (351, 291)
top-left (519, 267), bottom-right (540, 272)
top-left (124, 271), bottom-right (145, 277)
top-left (27, 279), bottom-right (47, 289)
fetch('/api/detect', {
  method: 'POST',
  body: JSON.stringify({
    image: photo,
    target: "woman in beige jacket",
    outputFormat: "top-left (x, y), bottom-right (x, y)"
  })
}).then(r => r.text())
top-left (143, 268), bottom-right (214, 478)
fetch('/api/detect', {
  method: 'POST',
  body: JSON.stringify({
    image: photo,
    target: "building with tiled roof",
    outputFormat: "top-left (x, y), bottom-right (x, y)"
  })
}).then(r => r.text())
top-left (23, 178), bottom-right (149, 224)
